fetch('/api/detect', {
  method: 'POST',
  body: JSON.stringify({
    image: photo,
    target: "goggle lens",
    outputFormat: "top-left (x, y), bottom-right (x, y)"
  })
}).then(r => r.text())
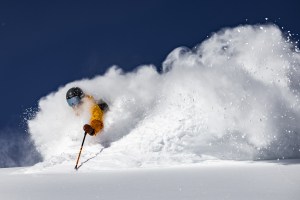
top-left (67, 96), bottom-right (81, 107)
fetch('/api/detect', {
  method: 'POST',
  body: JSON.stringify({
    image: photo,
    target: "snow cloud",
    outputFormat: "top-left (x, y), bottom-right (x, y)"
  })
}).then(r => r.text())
top-left (0, 128), bottom-right (41, 168)
top-left (28, 24), bottom-right (300, 168)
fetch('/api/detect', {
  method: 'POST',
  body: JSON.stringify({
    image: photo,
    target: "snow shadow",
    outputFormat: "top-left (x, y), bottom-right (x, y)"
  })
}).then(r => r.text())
top-left (76, 147), bottom-right (105, 170)
top-left (259, 159), bottom-right (300, 165)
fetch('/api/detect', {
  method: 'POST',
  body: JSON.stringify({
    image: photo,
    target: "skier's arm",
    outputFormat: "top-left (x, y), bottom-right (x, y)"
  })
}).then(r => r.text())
top-left (83, 124), bottom-right (94, 135)
top-left (89, 104), bottom-right (104, 135)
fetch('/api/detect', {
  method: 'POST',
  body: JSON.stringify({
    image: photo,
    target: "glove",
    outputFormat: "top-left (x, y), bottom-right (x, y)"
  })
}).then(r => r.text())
top-left (83, 124), bottom-right (95, 136)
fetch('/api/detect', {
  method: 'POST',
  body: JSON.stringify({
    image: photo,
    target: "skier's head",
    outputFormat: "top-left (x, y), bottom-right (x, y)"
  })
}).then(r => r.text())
top-left (66, 87), bottom-right (85, 107)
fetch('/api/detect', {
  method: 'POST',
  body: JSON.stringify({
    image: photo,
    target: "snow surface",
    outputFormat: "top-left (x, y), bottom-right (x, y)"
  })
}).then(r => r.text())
top-left (1, 160), bottom-right (300, 200)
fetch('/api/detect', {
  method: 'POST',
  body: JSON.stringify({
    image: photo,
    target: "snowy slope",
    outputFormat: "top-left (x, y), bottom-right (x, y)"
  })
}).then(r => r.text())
top-left (1, 160), bottom-right (300, 200)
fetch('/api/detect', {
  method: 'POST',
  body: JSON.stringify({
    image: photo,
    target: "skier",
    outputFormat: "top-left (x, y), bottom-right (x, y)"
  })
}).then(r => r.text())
top-left (66, 87), bottom-right (108, 136)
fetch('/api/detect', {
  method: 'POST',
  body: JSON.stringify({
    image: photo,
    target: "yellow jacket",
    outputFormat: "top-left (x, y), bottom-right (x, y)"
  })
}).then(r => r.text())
top-left (86, 95), bottom-right (104, 135)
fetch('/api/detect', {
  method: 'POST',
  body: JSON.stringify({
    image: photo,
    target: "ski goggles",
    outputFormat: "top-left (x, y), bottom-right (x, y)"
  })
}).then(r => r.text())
top-left (67, 96), bottom-right (81, 107)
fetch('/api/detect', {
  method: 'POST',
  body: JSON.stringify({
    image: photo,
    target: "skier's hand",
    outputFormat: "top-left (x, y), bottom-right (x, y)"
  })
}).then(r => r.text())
top-left (83, 124), bottom-right (95, 136)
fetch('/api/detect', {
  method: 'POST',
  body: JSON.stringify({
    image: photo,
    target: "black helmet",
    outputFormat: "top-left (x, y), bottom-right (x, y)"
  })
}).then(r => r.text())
top-left (66, 87), bottom-right (85, 107)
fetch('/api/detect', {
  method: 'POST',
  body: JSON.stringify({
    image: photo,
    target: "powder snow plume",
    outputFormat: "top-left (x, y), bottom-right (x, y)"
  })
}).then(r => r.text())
top-left (28, 24), bottom-right (300, 169)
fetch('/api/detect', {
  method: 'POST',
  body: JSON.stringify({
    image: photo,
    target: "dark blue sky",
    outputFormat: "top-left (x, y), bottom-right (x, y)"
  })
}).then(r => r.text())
top-left (0, 0), bottom-right (299, 131)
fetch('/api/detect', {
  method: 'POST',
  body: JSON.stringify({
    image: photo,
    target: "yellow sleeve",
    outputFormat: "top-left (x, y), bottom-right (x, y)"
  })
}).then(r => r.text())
top-left (90, 104), bottom-right (104, 135)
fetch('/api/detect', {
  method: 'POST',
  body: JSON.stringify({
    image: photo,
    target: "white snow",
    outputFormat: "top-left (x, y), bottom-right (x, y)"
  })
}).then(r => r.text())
top-left (0, 25), bottom-right (300, 200)
top-left (2, 23), bottom-right (300, 200)
top-left (1, 160), bottom-right (300, 200)
top-left (26, 24), bottom-right (300, 170)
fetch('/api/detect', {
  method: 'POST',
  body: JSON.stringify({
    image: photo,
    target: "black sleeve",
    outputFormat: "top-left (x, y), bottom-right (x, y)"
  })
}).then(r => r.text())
top-left (98, 99), bottom-right (109, 113)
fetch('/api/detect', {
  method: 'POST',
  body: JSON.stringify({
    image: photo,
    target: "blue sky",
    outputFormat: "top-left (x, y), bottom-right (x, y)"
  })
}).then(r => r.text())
top-left (0, 0), bottom-right (299, 132)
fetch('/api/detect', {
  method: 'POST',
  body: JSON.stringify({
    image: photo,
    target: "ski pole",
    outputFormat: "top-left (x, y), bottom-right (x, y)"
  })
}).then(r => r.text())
top-left (75, 132), bottom-right (87, 170)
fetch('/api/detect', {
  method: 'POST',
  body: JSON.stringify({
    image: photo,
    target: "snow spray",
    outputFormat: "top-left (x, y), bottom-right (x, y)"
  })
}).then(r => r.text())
top-left (28, 24), bottom-right (300, 168)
